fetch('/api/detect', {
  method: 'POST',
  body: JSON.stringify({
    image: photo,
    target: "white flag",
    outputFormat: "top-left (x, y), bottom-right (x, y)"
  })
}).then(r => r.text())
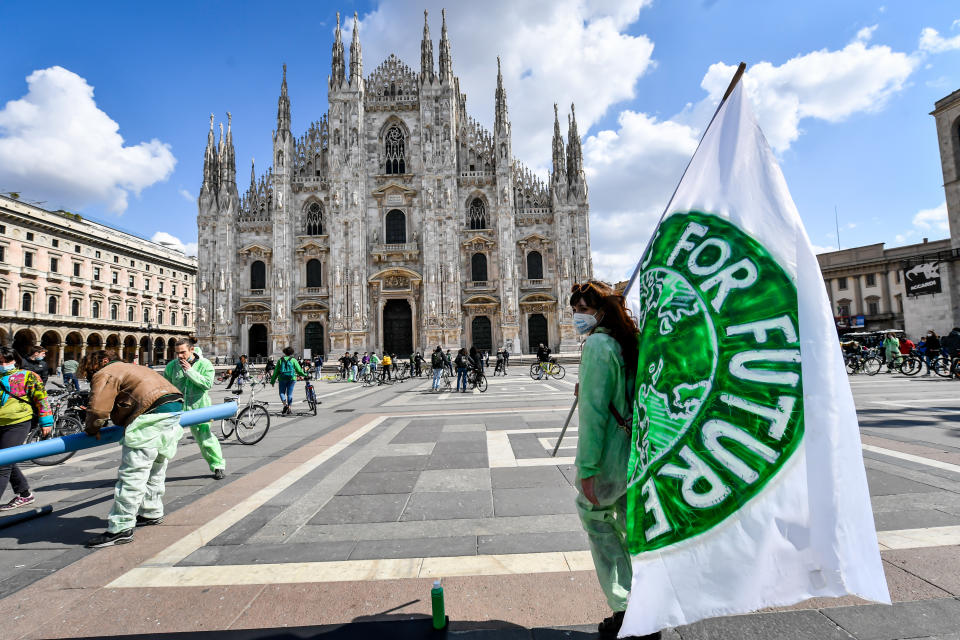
top-left (620, 79), bottom-right (890, 637)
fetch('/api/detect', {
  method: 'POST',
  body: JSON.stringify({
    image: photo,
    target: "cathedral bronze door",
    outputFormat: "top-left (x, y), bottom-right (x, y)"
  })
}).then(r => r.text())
top-left (471, 316), bottom-right (492, 352)
top-left (304, 322), bottom-right (325, 356)
top-left (249, 324), bottom-right (268, 358)
top-left (383, 299), bottom-right (413, 355)
top-left (527, 313), bottom-right (548, 353)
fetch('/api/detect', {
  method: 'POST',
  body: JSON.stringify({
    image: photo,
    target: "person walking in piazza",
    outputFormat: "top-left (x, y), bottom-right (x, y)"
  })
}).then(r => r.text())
top-left (163, 340), bottom-right (225, 480)
top-left (225, 354), bottom-right (248, 390)
top-left (21, 346), bottom-right (50, 385)
top-left (82, 349), bottom-right (185, 548)
top-left (313, 353), bottom-right (324, 380)
top-left (61, 356), bottom-right (81, 391)
top-left (568, 281), bottom-right (654, 640)
top-left (430, 346), bottom-right (444, 391)
top-left (882, 332), bottom-right (900, 372)
top-left (454, 348), bottom-right (469, 392)
top-left (271, 347), bottom-right (306, 415)
top-left (0, 345), bottom-right (53, 512)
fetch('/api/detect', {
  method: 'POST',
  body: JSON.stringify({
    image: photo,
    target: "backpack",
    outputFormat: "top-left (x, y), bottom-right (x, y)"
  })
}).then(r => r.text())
top-left (454, 354), bottom-right (465, 368)
top-left (431, 351), bottom-right (443, 368)
top-left (1, 372), bottom-right (40, 429)
top-left (277, 356), bottom-right (296, 379)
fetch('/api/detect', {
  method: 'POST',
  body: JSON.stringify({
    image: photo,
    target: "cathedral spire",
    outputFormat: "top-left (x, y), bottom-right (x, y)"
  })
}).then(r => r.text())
top-left (494, 56), bottom-right (509, 132)
top-left (331, 12), bottom-right (345, 89)
top-left (277, 64), bottom-right (291, 133)
top-left (551, 103), bottom-right (565, 181)
top-left (438, 8), bottom-right (452, 83)
top-left (249, 157), bottom-right (256, 192)
top-left (420, 9), bottom-right (435, 84)
top-left (349, 11), bottom-right (363, 86)
top-left (220, 112), bottom-right (236, 187)
top-left (201, 113), bottom-right (219, 194)
top-left (566, 103), bottom-right (582, 182)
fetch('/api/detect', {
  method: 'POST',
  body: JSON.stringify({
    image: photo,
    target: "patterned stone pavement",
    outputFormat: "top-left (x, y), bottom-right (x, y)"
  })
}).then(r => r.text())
top-left (2, 366), bottom-right (960, 638)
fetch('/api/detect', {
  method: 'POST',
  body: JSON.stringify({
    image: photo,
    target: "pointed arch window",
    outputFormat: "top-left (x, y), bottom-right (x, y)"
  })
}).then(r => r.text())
top-left (385, 126), bottom-right (405, 174)
top-left (385, 210), bottom-right (406, 244)
top-left (468, 198), bottom-right (487, 229)
top-left (527, 251), bottom-right (543, 280)
top-left (304, 202), bottom-right (324, 235)
top-left (471, 253), bottom-right (488, 282)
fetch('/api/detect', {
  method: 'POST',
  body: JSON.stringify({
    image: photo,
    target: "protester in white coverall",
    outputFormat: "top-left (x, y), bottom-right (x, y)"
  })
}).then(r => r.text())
top-left (163, 344), bottom-right (225, 479)
top-left (570, 281), bottom-right (658, 640)
top-left (82, 350), bottom-right (185, 549)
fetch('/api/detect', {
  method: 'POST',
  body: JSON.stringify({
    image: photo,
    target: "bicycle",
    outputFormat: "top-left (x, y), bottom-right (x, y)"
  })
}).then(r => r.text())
top-left (220, 381), bottom-right (271, 444)
top-left (530, 359), bottom-right (565, 380)
top-left (439, 368), bottom-right (452, 392)
top-left (303, 377), bottom-right (318, 416)
top-left (844, 353), bottom-right (882, 375)
top-left (467, 368), bottom-right (488, 392)
top-left (214, 370), bottom-right (232, 385)
top-left (396, 363), bottom-right (410, 381)
top-left (886, 353), bottom-right (923, 375)
top-left (24, 388), bottom-right (87, 466)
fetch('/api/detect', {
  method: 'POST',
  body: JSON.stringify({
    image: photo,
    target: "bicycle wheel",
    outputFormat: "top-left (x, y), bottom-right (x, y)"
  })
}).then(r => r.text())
top-left (952, 358), bottom-right (960, 378)
top-left (901, 356), bottom-right (922, 376)
top-left (933, 356), bottom-right (952, 378)
top-left (863, 357), bottom-right (882, 376)
top-left (220, 417), bottom-right (236, 439)
top-left (306, 387), bottom-right (318, 416)
top-left (844, 358), bottom-right (858, 375)
top-left (529, 363), bottom-right (540, 379)
top-left (475, 374), bottom-right (487, 392)
top-left (552, 364), bottom-right (566, 380)
top-left (235, 404), bottom-right (270, 445)
top-left (28, 415), bottom-right (83, 466)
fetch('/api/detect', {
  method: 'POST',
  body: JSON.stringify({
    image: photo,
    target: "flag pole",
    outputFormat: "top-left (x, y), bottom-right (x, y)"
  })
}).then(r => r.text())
top-left (622, 62), bottom-right (747, 296)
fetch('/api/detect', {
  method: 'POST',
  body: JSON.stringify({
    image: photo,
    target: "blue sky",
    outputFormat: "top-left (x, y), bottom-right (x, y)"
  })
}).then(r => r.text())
top-left (1, 1), bottom-right (958, 279)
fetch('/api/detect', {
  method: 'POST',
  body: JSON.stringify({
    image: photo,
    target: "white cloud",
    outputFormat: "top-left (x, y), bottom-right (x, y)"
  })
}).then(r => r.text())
top-left (912, 201), bottom-right (949, 232)
top-left (701, 39), bottom-right (917, 151)
top-left (0, 66), bottom-right (176, 213)
top-left (353, 0), bottom-right (655, 170)
top-left (151, 231), bottom-right (197, 256)
top-left (178, 188), bottom-right (194, 202)
top-left (919, 27), bottom-right (960, 53)
top-left (856, 25), bottom-right (878, 42)
top-left (894, 202), bottom-right (949, 246)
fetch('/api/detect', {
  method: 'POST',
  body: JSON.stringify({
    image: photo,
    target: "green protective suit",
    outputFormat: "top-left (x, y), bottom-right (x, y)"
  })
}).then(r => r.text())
top-left (883, 336), bottom-right (900, 363)
top-left (163, 348), bottom-right (225, 472)
top-left (107, 412), bottom-right (183, 533)
top-left (575, 328), bottom-right (633, 612)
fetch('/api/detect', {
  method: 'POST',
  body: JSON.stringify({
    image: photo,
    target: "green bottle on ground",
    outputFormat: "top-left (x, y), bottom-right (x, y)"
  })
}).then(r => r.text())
top-left (431, 578), bottom-right (447, 630)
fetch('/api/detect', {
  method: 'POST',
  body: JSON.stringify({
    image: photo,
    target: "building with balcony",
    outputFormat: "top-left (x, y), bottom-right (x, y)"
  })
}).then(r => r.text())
top-left (196, 10), bottom-right (591, 359)
top-left (0, 195), bottom-right (198, 369)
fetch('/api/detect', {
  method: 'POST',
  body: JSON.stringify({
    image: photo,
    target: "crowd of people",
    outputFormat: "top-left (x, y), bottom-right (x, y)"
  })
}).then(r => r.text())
top-left (843, 327), bottom-right (960, 376)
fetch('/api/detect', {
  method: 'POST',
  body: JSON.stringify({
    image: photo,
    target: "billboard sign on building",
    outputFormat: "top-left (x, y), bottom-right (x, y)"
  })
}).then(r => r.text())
top-left (853, 315), bottom-right (865, 328)
top-left (904, 262), bottom-right (942, 296)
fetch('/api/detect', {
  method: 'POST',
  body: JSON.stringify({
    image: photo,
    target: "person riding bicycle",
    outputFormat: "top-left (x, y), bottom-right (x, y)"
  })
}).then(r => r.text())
top-left (82, 349), bottom-right (185, 548)
top-left (271, 347), bottom-right (307, 415)
top-left (942, 328), bottom-right (960, 379)
top-left (0, 345), bottom-right (53, 513)
top-left (225, 354), bottom-right (248, 390)
top-left (414, 351), bottom-right (424, 377)
top-left (164, 341), bottom-right (225, 480)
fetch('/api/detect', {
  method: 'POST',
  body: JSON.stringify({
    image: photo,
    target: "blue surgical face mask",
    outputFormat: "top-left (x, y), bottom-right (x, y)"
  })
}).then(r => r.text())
top-left (0, 362), bottom-right (15, 372)
top-left (573, 312), bottom-right (599, 335)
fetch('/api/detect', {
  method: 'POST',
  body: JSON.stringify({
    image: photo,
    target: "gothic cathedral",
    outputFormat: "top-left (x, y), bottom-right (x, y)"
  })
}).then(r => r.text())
top-left (195, 10), bottom-right (592, 359)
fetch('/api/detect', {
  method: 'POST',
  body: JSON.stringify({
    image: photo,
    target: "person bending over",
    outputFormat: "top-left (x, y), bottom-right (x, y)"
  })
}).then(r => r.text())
top-left (83, 349), bottom-right (184, 548)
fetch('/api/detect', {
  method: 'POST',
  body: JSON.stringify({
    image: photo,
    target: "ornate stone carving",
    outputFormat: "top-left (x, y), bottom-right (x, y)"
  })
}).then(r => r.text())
top-left (384, 275), bottom-right (409, 290)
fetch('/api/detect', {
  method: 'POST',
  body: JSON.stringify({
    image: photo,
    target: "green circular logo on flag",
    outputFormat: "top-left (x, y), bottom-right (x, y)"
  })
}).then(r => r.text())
top-left (626, 211), bottom-right (804, 554)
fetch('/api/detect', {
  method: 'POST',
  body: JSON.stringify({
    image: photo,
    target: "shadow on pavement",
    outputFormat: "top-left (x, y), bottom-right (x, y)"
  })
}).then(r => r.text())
top-left (82, 616), bottom-right (600, 639)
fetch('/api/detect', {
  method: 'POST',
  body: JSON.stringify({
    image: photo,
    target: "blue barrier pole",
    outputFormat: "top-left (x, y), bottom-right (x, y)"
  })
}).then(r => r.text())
top-left (0, 403), bottom-right (238, 467)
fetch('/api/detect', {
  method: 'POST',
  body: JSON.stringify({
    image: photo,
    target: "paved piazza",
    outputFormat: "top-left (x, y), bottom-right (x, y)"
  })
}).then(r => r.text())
top-left (4, 366), bottom-right (960, 638)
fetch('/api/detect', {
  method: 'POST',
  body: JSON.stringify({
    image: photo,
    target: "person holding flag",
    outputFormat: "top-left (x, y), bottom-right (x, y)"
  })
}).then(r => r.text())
top-left (617, 64), bottom-right (889, 637)
top-left (568, 280), bottom-right (649, 639)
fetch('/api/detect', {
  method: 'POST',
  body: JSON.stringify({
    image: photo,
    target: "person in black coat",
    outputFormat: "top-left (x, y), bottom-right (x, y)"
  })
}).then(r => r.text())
top-left (21, 346), bottom-right (50, 385)
top-left (924, 330), bottom-right (942, 375)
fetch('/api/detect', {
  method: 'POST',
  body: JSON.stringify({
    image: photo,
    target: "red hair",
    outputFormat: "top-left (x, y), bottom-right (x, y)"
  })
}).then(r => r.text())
top-left (569, 280), bottom-right (639, 368)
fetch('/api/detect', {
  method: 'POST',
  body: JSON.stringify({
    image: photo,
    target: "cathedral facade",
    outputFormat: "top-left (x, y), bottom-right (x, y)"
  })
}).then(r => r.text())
top-left (196, 10), bottom-right (592, 359)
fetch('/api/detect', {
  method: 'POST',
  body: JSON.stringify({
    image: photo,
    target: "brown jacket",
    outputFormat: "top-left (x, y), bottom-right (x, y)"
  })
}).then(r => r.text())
top-left (85, 362), bottom-right (182, 431)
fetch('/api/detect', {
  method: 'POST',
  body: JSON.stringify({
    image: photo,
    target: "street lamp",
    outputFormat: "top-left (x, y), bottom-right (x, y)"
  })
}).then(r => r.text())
top-left (146, 321), bottom-right (154, 367)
